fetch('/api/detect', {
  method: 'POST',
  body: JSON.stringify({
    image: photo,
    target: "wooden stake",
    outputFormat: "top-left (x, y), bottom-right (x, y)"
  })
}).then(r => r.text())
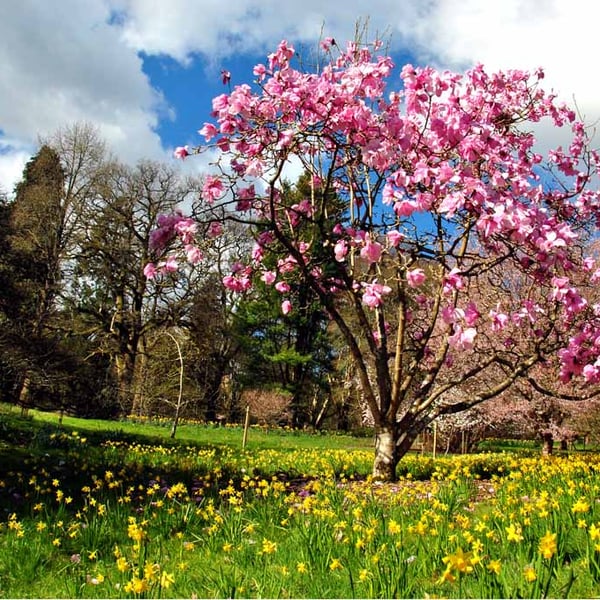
top-left (242, 405), bottom-right (250, 448)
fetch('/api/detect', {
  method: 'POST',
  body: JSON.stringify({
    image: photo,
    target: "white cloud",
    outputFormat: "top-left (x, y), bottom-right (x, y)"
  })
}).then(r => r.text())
top-left (394, 0), bottom-right (600, 128)
top-left (111, 0), bottom-right (349, 63)
top-left (0, 0), bottom-right (169, 194)
top-left (0, 139), bottom-right (32, 196)
top-left (113, 0), bottom-right (600, 129)
top-left (1, 0), bottom-right (598, 198)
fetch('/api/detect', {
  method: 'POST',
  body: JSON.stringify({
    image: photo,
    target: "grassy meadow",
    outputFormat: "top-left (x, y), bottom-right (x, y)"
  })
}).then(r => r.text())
top-left (1, 404), bottom-right (600, 598)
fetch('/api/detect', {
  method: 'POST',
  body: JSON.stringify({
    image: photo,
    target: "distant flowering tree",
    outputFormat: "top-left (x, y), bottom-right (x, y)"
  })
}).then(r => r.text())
top-left (437, 383), bottom-right (595, 455)
top-left (150, 37), bottom-right (600, 480)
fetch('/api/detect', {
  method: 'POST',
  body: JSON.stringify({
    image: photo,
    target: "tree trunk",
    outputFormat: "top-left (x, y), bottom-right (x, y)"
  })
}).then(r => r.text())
top-left (372, 413), bottom-right (426, 481)
top-left (114, 354), bottom-right (135, 414)
top-left (541, 432), bottom-right (554, 455)
top-left (131, 349), bottom-right (148, 417)
top-left (18, 374), bottom-right (32, 417)
top-left (373, 425), bottom-right (399, 481)
top-left (170, 406), bottom-right (181, 439)
top-left (203, 356), bottom-right (228, 422)
top-left (204, 373), bottom-right (223, 422)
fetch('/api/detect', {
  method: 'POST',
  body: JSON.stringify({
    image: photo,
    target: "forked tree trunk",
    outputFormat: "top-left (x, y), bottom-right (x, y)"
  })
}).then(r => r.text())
top-left (373, 425), bottom-right (399, 481)
top-left (372, 415), bottom-right (424, 481)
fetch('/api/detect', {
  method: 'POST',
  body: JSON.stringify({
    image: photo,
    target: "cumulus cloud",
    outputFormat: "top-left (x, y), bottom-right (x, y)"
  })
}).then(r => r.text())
top-left (394, 0), bottom-right (600, 126)
top-left (0, 139), bottom-right (31, 196)
top-left (111, 0), bottom-right (349, 63)
top-left (0, 0), bottom-right (167, 193)
top-left (1, 0), bottom-right (598, 195)
top-left (113, 0), bottom-right (600, 131)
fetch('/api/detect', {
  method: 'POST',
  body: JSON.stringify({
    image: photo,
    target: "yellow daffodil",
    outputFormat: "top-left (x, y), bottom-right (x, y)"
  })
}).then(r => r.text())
top-left (505, 523), bottom-right (524, 543)
top-left (539, 530), bottom-right (557, 560)
top-left (523, 565), bottom-right (537, 582)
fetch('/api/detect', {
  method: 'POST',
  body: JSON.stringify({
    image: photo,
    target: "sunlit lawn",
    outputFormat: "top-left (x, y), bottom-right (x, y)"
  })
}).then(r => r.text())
top-left (1, 404), bottom-right (600, 598)
top-left (3, 404), bottom-right (374, 452)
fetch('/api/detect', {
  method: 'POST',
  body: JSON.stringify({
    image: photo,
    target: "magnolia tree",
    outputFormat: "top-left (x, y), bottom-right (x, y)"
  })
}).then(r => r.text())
top-left (435, 389), bottom-right (589, 455)
top-left (148, 39), bottom-right (600, 480)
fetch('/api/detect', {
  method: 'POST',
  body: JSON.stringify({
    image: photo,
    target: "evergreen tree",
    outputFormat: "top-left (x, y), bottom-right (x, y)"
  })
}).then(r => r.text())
top-left (234, 173), bottom-right (339, 428)
top-left (5, 146), bottom-right (69, 411)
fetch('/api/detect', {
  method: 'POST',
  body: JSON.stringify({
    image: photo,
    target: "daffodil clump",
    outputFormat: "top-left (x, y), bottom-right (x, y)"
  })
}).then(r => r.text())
top-left (2, 427), bottom-right (600, 597)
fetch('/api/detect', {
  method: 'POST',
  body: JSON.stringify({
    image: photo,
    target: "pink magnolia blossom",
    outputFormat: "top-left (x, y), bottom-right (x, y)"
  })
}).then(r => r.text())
top-left (173, 218), bottom-right (197, 244)
top-left (320, 37), bottom-right (335, 51)
top-left (174, 146), bottom-right (189, 159)
top-left (245, 158), bottom-right (264, 177)
top-left (442, 268), bottom-right (464, 295)
top-left (362, 280), bottom-right (392, 309)
top-left (268, 40), bottom-right (295, 70)
top-left (583, 256), bottom-right (595, 271)
top-left (394, 200), bottom-right (419, 217)
top-left (251, 243), bottom-right (264, 262)
top-left (202, 176), bottom-right (224, 205)
top-left (558, 347), bottom-right (583, 382)
top-left (406, 268), bottom-right (426, 288)
top-left (442, 306), bottom-right (463, 325)
top-left (464, 302), bottom-right (480, 327)
top-left (292, 199), bottom-right (314, 217)
top-left (253, 63), bottom-right (267, 81)
top-left (149, 212), bottom-right (188, 250)
top-left (415, 294), bottom-right (429, 307)
top-left (223, 274), bottom-right (252, 292)
top-left (278, 256), bottom-right (297, 273)
top-left (184, 245), bottom-right (203, 264)
top-left (360, 237), bottom-right (383, 264)
top-left (149, 227), bottom-right (174, 251)
top-left (207, 222), bottom-right (223, 238)
top-left (198, 123), bottom-right (219, 141)
top-left (277, 129), bottom-right (295, 149)
top-left (297, 241), bottom-right (310, 254)
top-left (515, 301), bottom-right (543, 325)
top-left (281, 300), bottom-right (292, 315)
top-left (261, 271), bottom-right (277, 285)
top-left (387, 230), bottom-right (403, 247)
top-left (333, 240), bottom-right (348, 262)
top-left (235, 187), bottom-right (255, 212)
top-left (275, 281), bottom-right (291, 293)
top-left (583, 363), bottom-right (600, 383)
top-left (162, 256), bottom-right (178, 272)
top-left (563, 288), bottom-right (588, 316)
top-left (448, 325), bottom-right (477, 351)
top-left (257, 230), bottom-right (274, 245)
top-left (143, 263), bottom-right (157, 279)
top-left (537, 230), bottom-right (567, 252)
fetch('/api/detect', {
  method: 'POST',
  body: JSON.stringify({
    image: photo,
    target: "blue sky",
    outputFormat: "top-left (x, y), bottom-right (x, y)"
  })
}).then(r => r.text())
top-left (139, 52), bottom-right (268, 151)
top-left (1, 0), bottom-right (599, 194)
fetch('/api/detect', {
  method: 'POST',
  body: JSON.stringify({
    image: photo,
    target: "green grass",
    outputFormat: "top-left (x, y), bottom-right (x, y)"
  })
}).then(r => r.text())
top-left (3, 403), bottom-right (600, 598)
top-left (1, 403), bottom-right (373, 452)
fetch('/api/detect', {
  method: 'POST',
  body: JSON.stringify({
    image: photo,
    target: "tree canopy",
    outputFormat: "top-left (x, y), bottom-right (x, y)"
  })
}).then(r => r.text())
top-left (151, 38), bottom-right (600, 480)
